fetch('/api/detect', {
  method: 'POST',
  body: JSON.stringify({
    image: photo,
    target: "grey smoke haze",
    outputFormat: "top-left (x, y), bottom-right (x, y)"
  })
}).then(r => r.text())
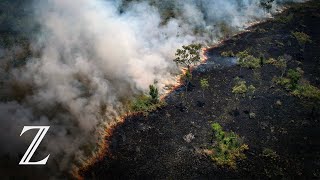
top-left (0, 0), bottom-right (305, 177)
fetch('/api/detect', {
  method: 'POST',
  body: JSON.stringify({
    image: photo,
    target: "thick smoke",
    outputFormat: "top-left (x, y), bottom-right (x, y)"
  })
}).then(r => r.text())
top-left (0, 0), bottom-right (305, 178)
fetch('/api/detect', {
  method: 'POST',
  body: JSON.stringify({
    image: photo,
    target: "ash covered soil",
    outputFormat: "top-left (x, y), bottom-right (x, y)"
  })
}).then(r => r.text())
top-left (82, 1), bottom-right (320, 179)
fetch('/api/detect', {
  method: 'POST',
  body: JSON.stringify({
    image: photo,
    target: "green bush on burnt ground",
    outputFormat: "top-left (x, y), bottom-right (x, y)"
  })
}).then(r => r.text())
top-left (274, 68), bottom-right (302, 90)
top-left (200, 78), bottom-right (209, 98)
top-left (131, 85), bottom-right (165, 115)
top-left (208, 123), bottom-right (249, 169)
top-left (267, 55), bottom-right (292, 77)
top-left (274, 68), bottom-right (320, 101)
top-left (292, 31), bottom-right (312, 46)
top-left (232, 80), bottom-right (248, 95)
top-left (292, 83), bottom-right (320, 101)
top-left (236, 50), bottom-right (261, 69)
top-left (232, 78), bottom-right (256, 96)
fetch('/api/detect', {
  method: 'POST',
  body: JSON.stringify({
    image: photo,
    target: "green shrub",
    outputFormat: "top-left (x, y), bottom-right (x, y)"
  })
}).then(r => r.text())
top-left (287, 69), bottom-right (302, 84)
top-left (236, 50), bottom-right (261, 69)
top-left (232, 80), bottom-right (248, 94)
top-left (131, 95), bottom-right (165, 115)
top-left (266, 58), bottom-right (277, 65)
top-left (209, 123), bottom-right (249, 169)
top-left (248, 85), bottom-right (256, 94)
top-left (292, 83), bottom-right (320, 101)
top-left (236, 50), bottom-right (250, 60)
top-left (274, 69), bottom-right (302, 90)
top-left (149, 84), bottom-right (159, 103)
top-left (292, 31), bottom-right (312, 46)
top-left (267, 55), bottom-right (291, 76)
top-left (131, 95), bottom-right (152, 111)
top-left (240, 55), bottom-right (261, 69)
top-left (200, 78), bottom-right (209, 89)
top-left (274, 67), bottom-right (320, 101)
top-left (273, 77), bottom-right (291, 89)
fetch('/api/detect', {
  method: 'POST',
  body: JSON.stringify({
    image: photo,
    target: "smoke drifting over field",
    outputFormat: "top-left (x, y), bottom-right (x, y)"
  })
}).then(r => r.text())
top-left (0, 0), bottom-right (305, 177)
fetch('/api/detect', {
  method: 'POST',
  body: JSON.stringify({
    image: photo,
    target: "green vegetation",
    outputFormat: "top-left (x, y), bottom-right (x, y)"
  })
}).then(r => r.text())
top-left (276, 56), bottom-right (288, 77)
top-left (274, 68), bottom-right (302, 90)
top-left (274, 68), bottom-right (320, 101)
top-left (131, 85), bottom-right (164, 115)
top-left (232, 80), bottom-right (248, 95)
top-left (236, 50), bottom-right (261, 69)
top-left (267, 55), bottom-right (291, 77)
top-left (266, 58), bottom-right (277, 65)
top-left (221, 50), bottom-right (235, 57)
top-left (208, 123), bottom-right (248, 169)
top-left (149, 84), bottom-right (159, 103)
top-left (173, 44), bottom-right (202, 71)
top-left (292, 83), bottom-right (320, 101)
top-left (292, 31), bottom-right (312, 46)
top-left (232, 79), bottom-right (256, 116)
top-left (232, 78), bottom-right (256, 97)
top-left (247, 85), bottom-right (256, 98)
top-left (174, 44), bottom-right (202, 101)
top-left (174, 44), bottom-right (202, 84)
top-left (200, 78), bottom-right (209, 98)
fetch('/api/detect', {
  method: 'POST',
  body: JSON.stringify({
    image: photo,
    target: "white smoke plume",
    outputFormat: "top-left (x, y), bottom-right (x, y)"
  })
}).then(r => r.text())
top-left (0, 0), bottom-right (305, 178)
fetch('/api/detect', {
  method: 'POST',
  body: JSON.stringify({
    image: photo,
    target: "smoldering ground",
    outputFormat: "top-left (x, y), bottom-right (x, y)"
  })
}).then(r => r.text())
top-left (0, 0), bottom-right (306, 178)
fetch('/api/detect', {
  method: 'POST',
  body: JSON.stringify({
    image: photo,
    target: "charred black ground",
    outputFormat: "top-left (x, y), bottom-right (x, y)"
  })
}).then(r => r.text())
top-left (83, 1), bottom-right (320, 179)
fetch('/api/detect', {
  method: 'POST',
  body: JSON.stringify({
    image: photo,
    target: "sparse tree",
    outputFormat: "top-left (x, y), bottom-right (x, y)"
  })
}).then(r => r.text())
top-left (200, 78), bottom-right (209, 98)
top-left (174, 44), bottom-right (202, 101)
top-left (174, 44), bottom-right (202, 71)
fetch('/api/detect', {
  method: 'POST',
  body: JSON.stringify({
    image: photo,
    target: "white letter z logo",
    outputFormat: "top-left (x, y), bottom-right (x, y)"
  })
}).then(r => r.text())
top-left (19, 126), bottom-right (50, 165)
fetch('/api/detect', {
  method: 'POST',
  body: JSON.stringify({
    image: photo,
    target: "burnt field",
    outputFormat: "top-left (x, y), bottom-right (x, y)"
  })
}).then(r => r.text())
top-left (82, 1), bottom-right (320, 179)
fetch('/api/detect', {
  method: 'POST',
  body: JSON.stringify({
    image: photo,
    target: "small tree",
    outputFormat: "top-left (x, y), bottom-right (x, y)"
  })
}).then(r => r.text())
top-left (149, 84), bottom-right (159, 103)
top-left (232, 80), bottom-right (248, 98)
top-left (174, 44), bottom-right (202, 71)
top-left (200, 78), bottom-right (209, 98)
top-left (174, 44), bottom-right (202, 101)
